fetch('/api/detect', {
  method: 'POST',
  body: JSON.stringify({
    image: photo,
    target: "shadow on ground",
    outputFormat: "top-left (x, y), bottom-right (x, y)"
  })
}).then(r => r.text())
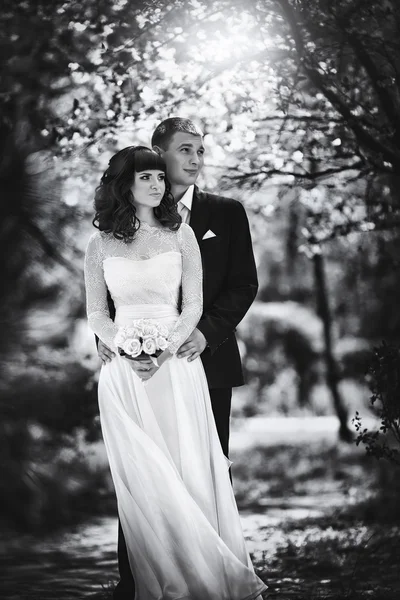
top-left (234, 441), bottom-right (400, 600)
top-left (1, 433), bottom-right (399, 599)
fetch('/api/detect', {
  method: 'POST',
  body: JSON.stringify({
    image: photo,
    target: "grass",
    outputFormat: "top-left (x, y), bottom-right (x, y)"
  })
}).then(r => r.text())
top-left (2, 423), bottom-right (400, 599)
top-left (231, 439), bottom-right (400, 600)
top-left (89, 437), bottom-right (400, 600)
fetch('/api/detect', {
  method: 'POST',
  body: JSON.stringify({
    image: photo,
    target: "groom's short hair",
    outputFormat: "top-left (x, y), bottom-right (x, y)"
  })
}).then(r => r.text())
top-left (151, 117), bottom-right (203, 150)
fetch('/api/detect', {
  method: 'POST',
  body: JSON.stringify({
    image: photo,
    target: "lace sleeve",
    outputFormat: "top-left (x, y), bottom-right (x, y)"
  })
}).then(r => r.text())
top-left (84, 233), bottom-right (119, 351)
top-left (167, 224), bottom-right (203, 355)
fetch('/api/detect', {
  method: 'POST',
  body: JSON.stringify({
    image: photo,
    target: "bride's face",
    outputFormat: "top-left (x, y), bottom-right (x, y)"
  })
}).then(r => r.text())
top-left (130, 170), bottom-right (166, 209)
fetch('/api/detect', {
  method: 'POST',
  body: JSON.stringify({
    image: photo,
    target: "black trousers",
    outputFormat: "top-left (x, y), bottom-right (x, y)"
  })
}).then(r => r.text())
top-left (112, 387), bottom-right (233, 599)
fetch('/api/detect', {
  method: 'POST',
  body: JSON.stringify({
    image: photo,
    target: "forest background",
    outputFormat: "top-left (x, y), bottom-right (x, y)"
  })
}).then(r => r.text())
top-left (1, 1), bottom-right (400, 598)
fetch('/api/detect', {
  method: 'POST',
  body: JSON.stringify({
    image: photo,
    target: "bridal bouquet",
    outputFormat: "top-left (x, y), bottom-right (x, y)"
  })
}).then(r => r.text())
top-left (114, 319), bottom-right (169, 361)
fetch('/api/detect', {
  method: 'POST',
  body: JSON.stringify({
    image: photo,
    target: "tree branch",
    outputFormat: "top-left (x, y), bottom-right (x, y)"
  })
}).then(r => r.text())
top-left (277, 0), bottom-right (400, 171)
top-left (333, 10), bottom-right (400, 138)
top-left (257, 114), bottom-right (344, 124)
top-left (226, 160), bottom-right (367, 183)
top-left (20, 215), bottom-right (78, 274)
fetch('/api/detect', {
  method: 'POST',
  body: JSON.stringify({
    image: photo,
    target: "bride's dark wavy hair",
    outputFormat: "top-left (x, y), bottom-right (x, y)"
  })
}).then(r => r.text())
top-left (93, 146), bottom-right (181, 243)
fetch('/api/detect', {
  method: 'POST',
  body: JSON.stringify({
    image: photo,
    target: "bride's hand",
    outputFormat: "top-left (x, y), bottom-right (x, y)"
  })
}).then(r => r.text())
top-left (125, 356), bottom-right (159, 381)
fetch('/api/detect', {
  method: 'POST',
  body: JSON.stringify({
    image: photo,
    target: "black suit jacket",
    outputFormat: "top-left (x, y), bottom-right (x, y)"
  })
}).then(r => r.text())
top-left (103, 186), bottom-right (258, 389)
top-left (188, 186), bottom-right (258, 388)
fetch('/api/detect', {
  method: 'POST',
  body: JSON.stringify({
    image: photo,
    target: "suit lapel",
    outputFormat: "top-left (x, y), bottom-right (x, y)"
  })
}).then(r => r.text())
top-left (189, 186), bottom-right (211, 244)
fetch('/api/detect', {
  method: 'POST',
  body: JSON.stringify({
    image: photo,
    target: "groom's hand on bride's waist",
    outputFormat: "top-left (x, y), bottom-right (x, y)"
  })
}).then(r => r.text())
top-left (98, 340), bottom-right (116, 364)
top-left (177, 329), bottom-right (207, 362)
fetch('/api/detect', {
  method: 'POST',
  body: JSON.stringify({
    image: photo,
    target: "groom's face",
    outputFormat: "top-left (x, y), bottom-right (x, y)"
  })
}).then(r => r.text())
top-left (157, 132), bottom-right (205, 188)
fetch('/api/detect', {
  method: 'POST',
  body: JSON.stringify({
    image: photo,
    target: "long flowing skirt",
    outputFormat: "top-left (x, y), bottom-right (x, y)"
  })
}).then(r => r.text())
top-left (98, 305), bottom-right (267, 600)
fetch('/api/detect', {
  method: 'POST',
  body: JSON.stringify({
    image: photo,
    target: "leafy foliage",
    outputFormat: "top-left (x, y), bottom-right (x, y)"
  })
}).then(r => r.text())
top-left (4, 0), bottom-right (400, 242)
top-left (353, 342), bottom-right (400, 465)
top-left (2, 0), bottom-right (400, 529)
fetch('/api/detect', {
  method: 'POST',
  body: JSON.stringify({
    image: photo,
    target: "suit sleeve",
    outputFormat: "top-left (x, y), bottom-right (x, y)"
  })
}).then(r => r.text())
top-left (196, 201), bottom-right (258, 353)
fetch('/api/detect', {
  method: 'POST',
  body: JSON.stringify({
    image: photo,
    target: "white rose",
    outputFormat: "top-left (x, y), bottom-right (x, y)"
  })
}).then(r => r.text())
top-left (142, 337), bottom-right (157, 355)
top-left (132, 319), bottom-right (146, 335)
top-left (156, 336), bottom-right (168, 350)
top-left (123, 338), bottom-right (142, 358)
top-left (134, 319), bottom-right (147, 328)
top-left (142, 324), bottom-right (158, 338)
top-left (114, 328), bottom-right (128, 347)
top-left (126, 327), bottom-right (139, 339)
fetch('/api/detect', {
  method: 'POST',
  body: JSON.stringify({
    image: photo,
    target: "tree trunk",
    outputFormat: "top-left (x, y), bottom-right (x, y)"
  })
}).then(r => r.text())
top-left (313, 252), bottom-right (353, 442)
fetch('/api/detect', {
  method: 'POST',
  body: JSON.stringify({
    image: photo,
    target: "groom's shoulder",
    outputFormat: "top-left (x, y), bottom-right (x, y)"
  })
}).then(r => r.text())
top-left (199, 189), bottom-right (245, 213)
top-left (199, 189), bottom-right (248, 223)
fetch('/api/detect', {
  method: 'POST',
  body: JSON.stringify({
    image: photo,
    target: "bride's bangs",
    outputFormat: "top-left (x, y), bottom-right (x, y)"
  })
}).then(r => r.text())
top-left (134, 149), bottom-right (166, 174)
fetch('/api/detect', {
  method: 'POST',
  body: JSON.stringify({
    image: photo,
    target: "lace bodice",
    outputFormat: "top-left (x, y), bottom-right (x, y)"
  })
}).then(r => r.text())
top-left (84, 222), bottom-right (203, 355)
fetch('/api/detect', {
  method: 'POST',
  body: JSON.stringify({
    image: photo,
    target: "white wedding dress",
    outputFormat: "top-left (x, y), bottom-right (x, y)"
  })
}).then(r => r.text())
top-left (84, 222), bottom-right (267, 600)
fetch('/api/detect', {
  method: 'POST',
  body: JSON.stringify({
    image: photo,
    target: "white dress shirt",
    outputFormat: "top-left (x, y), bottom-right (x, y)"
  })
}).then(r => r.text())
top-left (177, 185), bottom-right (194, 225)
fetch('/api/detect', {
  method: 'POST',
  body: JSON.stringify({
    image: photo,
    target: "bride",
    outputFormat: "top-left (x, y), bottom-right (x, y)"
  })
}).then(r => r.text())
top-left (84, 145), bottom-right (267, 600)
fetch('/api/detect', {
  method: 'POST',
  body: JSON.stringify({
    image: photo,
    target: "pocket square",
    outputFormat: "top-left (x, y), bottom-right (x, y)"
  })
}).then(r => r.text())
top-left (202, 229), bottom-right (216, 240)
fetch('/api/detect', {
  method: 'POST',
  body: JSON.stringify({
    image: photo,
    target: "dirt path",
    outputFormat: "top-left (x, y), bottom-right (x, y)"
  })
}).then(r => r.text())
top-left (231, 417), bottom-right (400, 599)
top-left (1, 417), bottom-right (399, 599)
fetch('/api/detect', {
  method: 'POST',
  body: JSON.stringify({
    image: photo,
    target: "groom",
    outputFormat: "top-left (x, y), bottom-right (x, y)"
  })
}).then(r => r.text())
top-left (97, 117), bottom-right (258, 599)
